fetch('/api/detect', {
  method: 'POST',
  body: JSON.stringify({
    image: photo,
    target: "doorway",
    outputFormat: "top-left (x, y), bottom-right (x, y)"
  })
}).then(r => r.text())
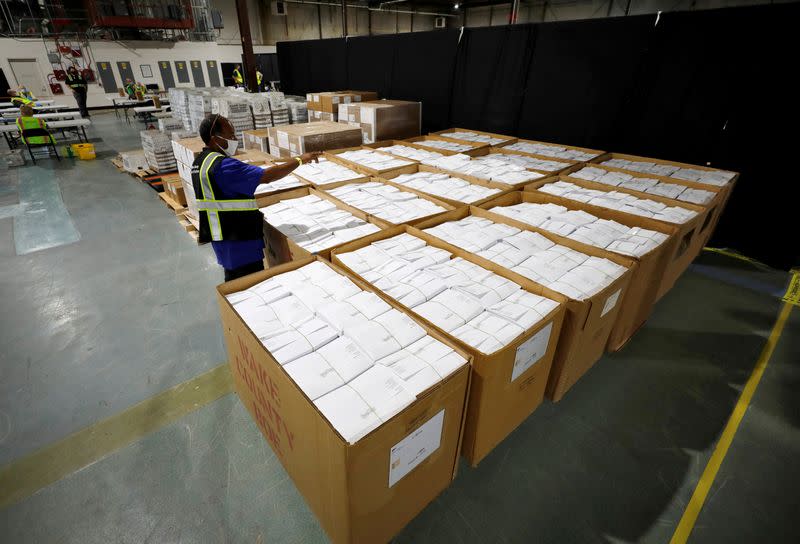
top-left (8, 59), bottom-right (50, 97)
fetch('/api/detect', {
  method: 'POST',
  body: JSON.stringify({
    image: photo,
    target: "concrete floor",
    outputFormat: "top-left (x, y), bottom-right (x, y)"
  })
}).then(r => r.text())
top-left (1, 113), bottom-right (798, 543)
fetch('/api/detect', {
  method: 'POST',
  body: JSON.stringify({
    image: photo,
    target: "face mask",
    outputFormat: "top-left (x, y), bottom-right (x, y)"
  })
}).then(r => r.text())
top-left (217, 137), bottom-right (238, 156)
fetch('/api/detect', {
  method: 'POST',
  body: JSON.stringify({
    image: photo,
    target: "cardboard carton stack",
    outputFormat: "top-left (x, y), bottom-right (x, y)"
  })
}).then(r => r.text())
top-left (324, 181), bottom-right (449, 225)
top-left (171, 137), bottom-right (205, 220)
top-left (157, 117), bottom-right (184, 132)
top-left (140, 130), bottom-right (177, 173)
top-left (306, 91), bottom-right (379, 123)
top-left (242, 129), bottom-right (270, 153)
top-left (167, 88), bottom-right (191, 130)
top-left (570, 166), bottom-right (717, 205)
top-left (218, 258), bottom-right (470, 544)
top-left (338, 100), bottom-right (421, 143)
top-left (266, 121), bottom-right (362, 159)
top-left (188, 92), bottom-right (214, 131)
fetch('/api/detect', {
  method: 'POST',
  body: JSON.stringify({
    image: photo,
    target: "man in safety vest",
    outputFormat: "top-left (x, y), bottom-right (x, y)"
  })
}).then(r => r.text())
top-left (193, 114), bottom-right (321, 281)
top-left (65, 66), bottom-right (89, 118)
top-left (16, 104), bottom-right (53, 145)
top-left (232, 65), bottom-right (243, 87)
top-left (134, 82), bottom-right (147, 100)
top-left (17, 86), bottom-right (35, 100)
top-left (256, 69), bottom-right (263, 91)
top-left (7, 89), bottom-right (34, 108)
top-left (124, 79), bottom-right (136, 99)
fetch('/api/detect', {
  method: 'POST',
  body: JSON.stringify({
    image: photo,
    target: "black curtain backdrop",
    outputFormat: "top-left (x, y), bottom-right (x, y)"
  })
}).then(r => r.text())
top-left (276, 4), bottom-right (800, 269)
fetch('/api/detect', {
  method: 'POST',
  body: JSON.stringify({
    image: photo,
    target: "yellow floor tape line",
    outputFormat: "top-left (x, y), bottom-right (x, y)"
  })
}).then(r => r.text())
top-left (702, 247), bottom-right (771, 269)
top-left (670, 300), bottom-right (794, 543)
top-left (0, 363), bottom-right (233, 510)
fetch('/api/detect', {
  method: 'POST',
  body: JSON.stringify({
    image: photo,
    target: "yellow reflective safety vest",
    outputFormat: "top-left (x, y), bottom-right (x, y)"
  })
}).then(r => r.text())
top-left (191, 149), bottom-right (262, 243)
top-left (11, 96), bottom-right (33, 107)
top-left (16, 116), bottom-right (52, 145)
top-left (232, 68), bottom-right (243, 85)
top-left (256, 71), bottom-right (263, 86)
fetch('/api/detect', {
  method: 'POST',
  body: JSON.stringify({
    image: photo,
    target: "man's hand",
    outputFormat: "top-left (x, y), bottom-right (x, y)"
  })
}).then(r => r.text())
top-left (299, 152), bottom-right (321, 164)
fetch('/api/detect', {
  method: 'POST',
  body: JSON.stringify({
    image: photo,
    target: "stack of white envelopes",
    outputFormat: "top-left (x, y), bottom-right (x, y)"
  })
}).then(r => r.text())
top-left (538, 181), bottom-right (699, 224)
top-left (502, 141), bottom-right (602, 161)
top-left (334, 149), bottom-right (416, 172)
top-left (293, 158), bottom-right (364, 187)
top-left (326, 182), bottom-right (447, 224)
top-left (261, 194), bottom-right (381, 253)
top-left (424, 216), bottom-right (627, 300)
top-left (489, 201), bottom-right (669, 257)
top-left (391, 171), bottom-right (503, 204)
top-left (428, 153), bottom-right (546, 185)
top-left (412, 139), bottom-right (476, 153)
top-left (226, 261), bottom-right (467, 443)
top-left (437, 130), bottom-right (507, 145)
top-left (254, 173), bottom-right (308, 195)
top-left (600, 158), bottom-right (737, 187)
top-left (337, 233), bottom-right (559, 355)
top-left (373, 144), bottom-right (446, 165)
top-left (571, 166), bottom-right (716, 206)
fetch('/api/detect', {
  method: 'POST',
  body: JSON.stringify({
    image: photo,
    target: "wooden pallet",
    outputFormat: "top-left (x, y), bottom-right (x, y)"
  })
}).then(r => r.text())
top-left (158, 191), bottom-right (186, 214)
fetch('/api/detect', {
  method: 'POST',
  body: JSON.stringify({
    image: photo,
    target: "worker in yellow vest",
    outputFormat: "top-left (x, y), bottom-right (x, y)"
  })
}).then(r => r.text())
top-left (16, 104), bottom-right (53, 145)
top-left (124, 79), bottom-right (136, 99)
top-left (134, 82), bottom-right (147, 100)
top-left (232, 65), bottom-right (243, 87)
top-left (17, 86), bottom-right (35, 100)
top-left (256, 69), bottom-right (263, 91)
top-left (7, 89), bottom-right (34, 108)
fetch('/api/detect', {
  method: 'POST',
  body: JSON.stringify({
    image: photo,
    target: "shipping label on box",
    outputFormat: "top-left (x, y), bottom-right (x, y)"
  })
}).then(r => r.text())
top-left (277, 131), bottom-right (289, 149)
top-left (601, 288), bottom-right (622, 317)
top-left (511, 322), bottom-right (553, 382)
top-left (388, 409), bottom-right (445, 487)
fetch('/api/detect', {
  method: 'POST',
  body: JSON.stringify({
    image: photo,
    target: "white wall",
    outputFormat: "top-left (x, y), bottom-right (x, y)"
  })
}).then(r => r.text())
top-left (0, 38), bottom-right (276, 109)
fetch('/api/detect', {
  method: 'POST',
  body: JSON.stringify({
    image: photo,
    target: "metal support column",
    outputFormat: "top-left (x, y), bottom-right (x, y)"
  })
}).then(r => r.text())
top-left (235, 0), bottom-right (258, 93)
top-left (341, 0), bottom-right (348, 37)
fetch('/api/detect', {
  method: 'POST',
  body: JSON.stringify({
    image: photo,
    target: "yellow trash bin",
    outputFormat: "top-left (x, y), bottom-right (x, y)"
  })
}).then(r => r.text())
top-left (71, 143), bottom-right (96, 160)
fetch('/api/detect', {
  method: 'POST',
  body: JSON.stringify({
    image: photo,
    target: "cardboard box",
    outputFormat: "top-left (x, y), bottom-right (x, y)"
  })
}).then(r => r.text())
top-left (269, 122), bottom-right (363, 155)
top-left (234, 148), bottom-right (272, 166)
top-left (170, 137), bottom-right (205, 165)
top-left (377, 163), bottom-right (513, 208)
top-left (309, 109), bottom-right (338, 122)
top-left (331, 225), bottom-right (566, 465)
top-left (242, 129), bottom-right (271, 153)
top-left (479, 190), bottom-right (679, 352)
top-left (589, 153), bottom-right (735, 246)
top-left (218, 256), bottom-right (471, 544)
top-left (258, 186), bottom-right (388, 266)
top-left (325, 146), bottom-right (420, 178)
top-left (338, 100), bottom-right (421, 144)
top-left (404, 135), bottom-right (488, 157)
top-left (319, 178), bottom-right (457, 227)
top-left (307, 91), bottom-right (379, 113)
top-left (525, 174), bottom-right (708, 301)
top-left (431, 128), bottom-right (517, 147)
top-left (164, 178), bottom-right (187, 207)
top-left (498, 138), bottom-right (605, 162)
top-left (412, 207), bottom-right (636, 402)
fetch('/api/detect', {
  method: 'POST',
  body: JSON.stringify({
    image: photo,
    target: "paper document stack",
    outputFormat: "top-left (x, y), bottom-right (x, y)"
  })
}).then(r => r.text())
top-left (391, 171), bottom-right (502, 204)
top-left (571, 166), bottom-right (716, 205)
top-left (438, 130), bottom-right (506, 145)
top-left (254, 174), bottom-right (308, 196)
top-left (337, 233), bottom-right (559, 354)
top-left (334, 149), bottom-right (415, 172)
top-left (538, 181), bottom-right (699, 224)
top-left (502, 141), bottom-right (602, 161)
top-left (140, 130), bottom-right (177, 173)
top-left (424, 216), bottom-right (627, 300)
top-left (372, 144), bottom-right (446, 165)
top-left (413, 139), bottom-right (476, 153)
top-left (428, 153), bottom-right (546, 185)
top-left (326, 181), bottom-right (447, 224)
top-left (600, 158), bottom-right (736, 187)
top-left (225, 260), bottom-right (467, 443)
top-left (261, 194), bottom-right (381, 253)
top-left (489, 201), bottom-right (669, 257)
top-left (293, 158), bottom-right (364, 187)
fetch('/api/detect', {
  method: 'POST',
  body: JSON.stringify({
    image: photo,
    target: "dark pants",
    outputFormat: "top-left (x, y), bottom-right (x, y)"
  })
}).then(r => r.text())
top-left (224, 260), bottom-right (264, 282)
top-left (73, 88), bottom-right (89, 118)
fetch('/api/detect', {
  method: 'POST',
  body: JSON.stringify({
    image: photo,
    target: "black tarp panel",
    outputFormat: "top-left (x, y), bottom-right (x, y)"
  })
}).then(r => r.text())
top-left (450, 24), bottom-right (536, 134)
top-left (345, 34), bottom-right (397, 99)
top-left (278, 38), bottom-right (347, 95)
top-left (389, 29), bottom-right (460, 132)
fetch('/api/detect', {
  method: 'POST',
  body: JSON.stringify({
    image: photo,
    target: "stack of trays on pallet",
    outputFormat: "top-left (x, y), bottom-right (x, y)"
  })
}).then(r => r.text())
top-left (212, 97), bottom-right (254, 143)
top-left (140, 130), bottom-right (177, 173)
top-left (286, 97), bottom-right (308, 123)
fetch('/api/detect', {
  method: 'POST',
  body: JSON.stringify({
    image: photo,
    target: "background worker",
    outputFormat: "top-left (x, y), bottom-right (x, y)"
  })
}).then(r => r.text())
top-left (17, 86), bottom-right (35, 100)
top-left (256, 68), bottom-right (263, 92)
top-left (124, 78), bottom-right (136, 99)
top-left (16, 104), bottom-right (53, 145)
top-left (65, 66), bottom-right (89, 118)
top-left (194, 114), bottom-right (321, 281)
top-left (7, 89), bottom-right (33, 108)
top-left (232, 65), bottom-right (243, 88)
